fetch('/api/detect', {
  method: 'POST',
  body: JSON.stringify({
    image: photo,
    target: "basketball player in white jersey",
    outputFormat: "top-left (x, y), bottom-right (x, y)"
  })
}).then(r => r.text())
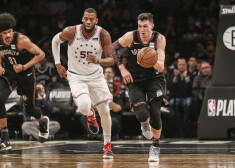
top-left (52, 8), bottom-right (114, 159)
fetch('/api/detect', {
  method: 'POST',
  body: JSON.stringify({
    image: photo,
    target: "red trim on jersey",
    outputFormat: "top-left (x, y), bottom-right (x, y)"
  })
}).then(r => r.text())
top-left (69, 26), bottom-right (77, 46)
top-left (93, 97), bottom-right (113, 107)
top-left (80, 25), bottom-right (98, 41)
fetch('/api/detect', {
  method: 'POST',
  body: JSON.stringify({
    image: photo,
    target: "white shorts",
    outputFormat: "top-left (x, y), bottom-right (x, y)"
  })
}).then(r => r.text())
top-left (67, 67), bottom-right (112, 107)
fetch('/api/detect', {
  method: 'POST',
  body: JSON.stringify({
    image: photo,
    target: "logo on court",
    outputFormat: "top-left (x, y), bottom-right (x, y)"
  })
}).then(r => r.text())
top-left (208, 99), bottom-right (216, 116)
top-left (223, 26), bottom-right (235, 50)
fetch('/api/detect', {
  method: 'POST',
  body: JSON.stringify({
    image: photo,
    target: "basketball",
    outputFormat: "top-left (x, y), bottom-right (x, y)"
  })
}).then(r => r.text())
top-left (137, 47), bottom-right (158, 68)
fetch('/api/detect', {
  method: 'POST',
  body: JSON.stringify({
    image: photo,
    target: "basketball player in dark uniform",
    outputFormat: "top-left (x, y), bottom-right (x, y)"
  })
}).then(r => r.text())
top-left (0, 13), bottom-right (50, 150)
top-left (111, 13), bottom-right (166, 162)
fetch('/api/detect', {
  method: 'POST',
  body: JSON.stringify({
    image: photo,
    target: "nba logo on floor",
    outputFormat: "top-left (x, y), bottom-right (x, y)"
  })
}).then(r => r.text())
top-left (208, 99), bottom-right (216, 116)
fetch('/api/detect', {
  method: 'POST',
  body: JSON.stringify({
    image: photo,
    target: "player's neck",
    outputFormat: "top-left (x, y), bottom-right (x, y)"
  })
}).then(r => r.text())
top-left (82, 25), bottom-right (96, 39)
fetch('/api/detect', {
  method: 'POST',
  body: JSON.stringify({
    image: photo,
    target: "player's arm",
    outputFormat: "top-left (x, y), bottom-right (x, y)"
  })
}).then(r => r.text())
top-left (14, 34), bottom-right (45, 73)
top-left (153, 33), bottom-right (166, 72)
top-left (0, 53), bottom-right (5, 76)
top-left (52, 26), bottom-right (74, 80)
top-left (87, 29), bottom-right (114, 66)
top-left (111, 32), bottom-right (133, 84)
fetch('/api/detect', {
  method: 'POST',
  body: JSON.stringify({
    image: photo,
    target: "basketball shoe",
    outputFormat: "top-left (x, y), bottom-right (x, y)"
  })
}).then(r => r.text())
top-left (39, 116), bottom-right (50, 143)
top-left (0, 132), bottom-right (12, 151)
top-left (141, 119), bottom-right (152, 139)
top-left (148, 145), bottom-right (160, 162)
top-left (103, 142), bottom-right (114, 159)
top-left (87, 108), bottom-right (99, 134)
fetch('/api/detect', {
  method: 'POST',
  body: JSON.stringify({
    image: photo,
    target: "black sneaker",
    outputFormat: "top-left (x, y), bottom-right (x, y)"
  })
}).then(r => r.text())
top-left (39, 116), bottom-right (50, 143)
top-left (87, 108), bottom-right (99, 134)
top-left (0, 133), bottom-right (12, 151)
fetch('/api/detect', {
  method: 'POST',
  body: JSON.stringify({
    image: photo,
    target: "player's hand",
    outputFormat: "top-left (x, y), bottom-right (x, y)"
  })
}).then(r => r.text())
top-left (86, 54), bottom-right (99, 64)
top-left (0, 67), bottom-right (5, 76)
top-left (13, 64), bottom-right (24, 73)
top-left (56, 65), bottom-right (67, 80)
top-left (120, 68), bottom-right (133, 84)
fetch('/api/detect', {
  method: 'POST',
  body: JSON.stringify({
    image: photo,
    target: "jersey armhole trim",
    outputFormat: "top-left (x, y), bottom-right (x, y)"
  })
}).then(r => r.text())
top-left (69, 26), bottom-right (77, 46)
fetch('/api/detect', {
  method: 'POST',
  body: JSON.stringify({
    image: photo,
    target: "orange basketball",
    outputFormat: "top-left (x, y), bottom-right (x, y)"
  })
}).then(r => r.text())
top-left (137, 47), bottom-right (158, 68)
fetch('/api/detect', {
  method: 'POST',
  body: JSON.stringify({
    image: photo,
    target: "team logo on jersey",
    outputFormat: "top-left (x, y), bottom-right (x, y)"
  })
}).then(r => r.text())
top-left (156, 90), bottom-right (163, 97)
top-left (149, 42), bottom-right (155, 48)
top-left (11, 45), bottom-right (16, 49)
top-left (208, 99), bottom-right (216, 116)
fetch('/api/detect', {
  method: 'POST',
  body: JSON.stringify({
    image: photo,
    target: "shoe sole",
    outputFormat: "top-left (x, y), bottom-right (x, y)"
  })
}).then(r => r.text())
top-left (0, 144), bottom-right (12, 151)
top-left (39, 116), bottom-right (50, 140)
top-left (148, 158), bottom-right (159, 162)
top-left (103, 155), bottom-right (113, 159)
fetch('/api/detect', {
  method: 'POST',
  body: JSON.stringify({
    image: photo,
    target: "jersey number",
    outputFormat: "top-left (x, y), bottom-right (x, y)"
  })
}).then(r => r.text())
top-left (80, 51), bottom-right (93, 59)
top-left (8, 57), bottom-right (17, 65)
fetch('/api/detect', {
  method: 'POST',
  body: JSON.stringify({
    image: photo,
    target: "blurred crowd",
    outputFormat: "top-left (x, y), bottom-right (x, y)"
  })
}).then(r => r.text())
top-left (1, 0), bottom-right (219, 139)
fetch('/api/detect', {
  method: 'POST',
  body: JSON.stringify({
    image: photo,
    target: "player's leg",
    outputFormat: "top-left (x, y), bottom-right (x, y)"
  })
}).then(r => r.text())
top-left (128, 82), bottom-right (152, 139)
top-left (67, 72), bottom-right (98, 134)
top-left (88, 75), bottom-right (113, 159)
top-left (0, 78), bottom-right (13, 150)
top-left (17, 72), bottom-right (49, 143)
top-left (147, 77), bottom-right (165, 162)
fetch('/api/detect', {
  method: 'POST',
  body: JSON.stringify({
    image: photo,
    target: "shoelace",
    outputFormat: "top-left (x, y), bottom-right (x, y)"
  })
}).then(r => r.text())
top-left (150, 147), bottom-right (159, 155)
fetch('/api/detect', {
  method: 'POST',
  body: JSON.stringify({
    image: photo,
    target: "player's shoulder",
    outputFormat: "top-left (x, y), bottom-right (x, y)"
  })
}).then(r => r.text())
top-left (157, 32), bottom-right (166, 41)
top-left (17, 34), bottom-right (31, 44)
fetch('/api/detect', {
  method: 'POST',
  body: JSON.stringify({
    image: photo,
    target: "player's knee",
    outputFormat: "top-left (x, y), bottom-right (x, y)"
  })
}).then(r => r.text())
top-left (0, 98), bottom-right (7, 119)
top-left (134, 103), bottom-right (149, 122)
top-left (78, 103), bottom-right (91, 115)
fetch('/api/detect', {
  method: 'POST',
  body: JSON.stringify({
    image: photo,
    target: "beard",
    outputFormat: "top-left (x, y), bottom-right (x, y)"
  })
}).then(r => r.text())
top-left (83, 24), bottom-right (95, 33)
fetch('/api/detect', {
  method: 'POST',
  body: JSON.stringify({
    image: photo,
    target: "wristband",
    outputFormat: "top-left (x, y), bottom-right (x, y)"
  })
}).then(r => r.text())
top-left (56, 65), bottom-right (62, 69)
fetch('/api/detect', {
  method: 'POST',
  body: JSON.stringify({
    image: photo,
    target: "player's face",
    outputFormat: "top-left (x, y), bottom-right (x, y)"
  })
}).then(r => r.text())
top-left (82, 12), bottom-right (98, 33)
top-left (0, 29), bottom-right (14, 45)
top-left (138, 20), bottom-right (154, 39)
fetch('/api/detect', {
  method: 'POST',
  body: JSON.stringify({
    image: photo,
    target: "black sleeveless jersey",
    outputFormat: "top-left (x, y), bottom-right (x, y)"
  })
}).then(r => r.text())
top-left (126, 30), bottom-right (164, 83)
top-left (0, 32), bottom-right (34, 74)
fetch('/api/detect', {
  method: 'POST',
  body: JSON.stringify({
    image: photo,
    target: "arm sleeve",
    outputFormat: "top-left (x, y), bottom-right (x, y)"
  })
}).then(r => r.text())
top-left (52, 33), bottom-right (64, 64)
top-left (111, 40), bottom-right (124, 65)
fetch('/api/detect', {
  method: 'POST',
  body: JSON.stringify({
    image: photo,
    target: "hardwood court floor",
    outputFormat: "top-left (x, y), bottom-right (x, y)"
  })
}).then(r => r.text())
top-left (0, 139), bottom-right (235, 168)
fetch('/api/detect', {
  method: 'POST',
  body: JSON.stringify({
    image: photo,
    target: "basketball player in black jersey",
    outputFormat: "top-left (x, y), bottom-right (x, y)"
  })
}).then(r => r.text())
top-left (111, 13), bottom-right (166, 162)
top-left (0, 13), bottom-right (50, 150)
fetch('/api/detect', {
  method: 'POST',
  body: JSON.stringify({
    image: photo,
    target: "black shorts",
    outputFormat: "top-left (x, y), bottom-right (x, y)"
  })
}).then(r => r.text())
top-left (128, 76), bottom-right (166, 106)
top-left (1, 68), bottom-right (36, 104)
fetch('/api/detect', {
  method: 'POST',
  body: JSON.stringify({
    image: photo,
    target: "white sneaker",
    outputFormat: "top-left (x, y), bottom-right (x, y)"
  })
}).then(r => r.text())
top-left (141, 119), bottom-right (152, 139)
top-left (148, 145), bottom-right (160, 162)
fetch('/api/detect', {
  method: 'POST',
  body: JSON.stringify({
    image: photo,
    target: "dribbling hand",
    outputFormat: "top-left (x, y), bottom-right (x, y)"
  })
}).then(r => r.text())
top-left (56, 65), bottom-right (67, 80)
top-left (86, 54), bottom-right (99, 64)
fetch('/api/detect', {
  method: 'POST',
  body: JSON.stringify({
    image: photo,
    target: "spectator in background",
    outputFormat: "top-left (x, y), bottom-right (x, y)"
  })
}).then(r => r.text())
top-left (108, 82), bottom-right (123, 140)
top-left (187, 56), bottom-right (198, 79)
top-left (193, 42), bottom-right (207, 62)
top-left (191, 61), bottom-right (212, 128)
top-left (22, 83), bottom-right (60, 142)
top-left (104, 67), bottom-right (122, 98)
top-left (206, 44), bottom-right (216, 67)
top-left (35, 57), bottom-right (57, 86)
top-left (192, 61), bottom-right (212, 103)
top-left (170, 58), bottom-right (194, 138)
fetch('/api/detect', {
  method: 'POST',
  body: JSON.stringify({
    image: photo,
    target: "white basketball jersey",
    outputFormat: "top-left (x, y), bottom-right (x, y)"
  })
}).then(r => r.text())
top-left (67, 24), bottom-right (103, 75)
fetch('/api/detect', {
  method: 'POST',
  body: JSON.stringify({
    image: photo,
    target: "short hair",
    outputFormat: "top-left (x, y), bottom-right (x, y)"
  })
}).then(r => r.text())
top-left (84, 8), bottom-right (97, 17)
top-left (0, 13), bottom-right (16, 33)
top-left (137, 13), bottom-right (154, 24)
